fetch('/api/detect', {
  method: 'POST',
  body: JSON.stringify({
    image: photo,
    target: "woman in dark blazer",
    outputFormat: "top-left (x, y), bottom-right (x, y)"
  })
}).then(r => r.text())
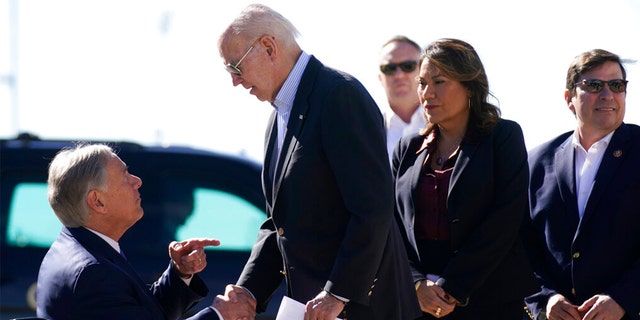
top-left (392, 38), bottom-right (536, 320)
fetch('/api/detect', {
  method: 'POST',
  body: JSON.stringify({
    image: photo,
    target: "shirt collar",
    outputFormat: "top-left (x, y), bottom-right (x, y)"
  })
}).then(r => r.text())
top-left (386, 105), bottom-right (423, 128)
top-left (571, 130), bottom-right (614, 152)
top-left (272, 51), bottom-right (311, 112)
top-left (84, 227), bottom-right (122, 254)
top-left (417, 130), bottom-right (438, 154)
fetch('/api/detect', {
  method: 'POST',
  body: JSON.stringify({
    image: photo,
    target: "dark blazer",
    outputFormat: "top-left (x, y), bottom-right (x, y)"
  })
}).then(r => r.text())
top-left (236, 56), bottom-right (421, 320)
top-left (36, 227), bottom-right (219, 320)
top-left (525, 123), bottom-right (640, 320)
top-left (392, 119), bottom-right (537, 307)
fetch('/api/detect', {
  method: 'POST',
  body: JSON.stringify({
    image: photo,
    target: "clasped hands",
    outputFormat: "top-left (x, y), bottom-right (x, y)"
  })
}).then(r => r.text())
top-left (416, 279), bottom-right (457, 318)
top-left (545, 293), bottom-right (625, 320)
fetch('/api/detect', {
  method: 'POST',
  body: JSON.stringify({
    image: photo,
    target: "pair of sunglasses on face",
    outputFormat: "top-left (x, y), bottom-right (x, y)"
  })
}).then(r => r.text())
top-left (380, 60), bottom-right (418, 75)
top-left (577, 79), bottom-right (628, 93)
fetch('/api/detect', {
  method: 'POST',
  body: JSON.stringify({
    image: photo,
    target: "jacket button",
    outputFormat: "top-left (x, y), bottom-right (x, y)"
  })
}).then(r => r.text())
top-left (572, 252), bottom-right (580, 259)
top-left (278, 228), bottom-right (284, 236)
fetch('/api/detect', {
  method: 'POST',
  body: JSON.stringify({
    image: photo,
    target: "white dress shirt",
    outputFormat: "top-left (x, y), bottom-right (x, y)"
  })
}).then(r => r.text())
top-left (572, 131), bottom-right (613, 219)
top-left (385, 106), bottom-right (426, 162)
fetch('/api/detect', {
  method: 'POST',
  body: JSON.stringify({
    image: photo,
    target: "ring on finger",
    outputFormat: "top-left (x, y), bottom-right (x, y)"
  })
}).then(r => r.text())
top-left (435, 307), bottom-right (441, 316)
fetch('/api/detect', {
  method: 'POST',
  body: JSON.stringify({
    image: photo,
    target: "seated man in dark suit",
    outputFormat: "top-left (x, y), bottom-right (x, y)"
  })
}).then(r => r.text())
top-left (36, 143), bottom-right (256, 320)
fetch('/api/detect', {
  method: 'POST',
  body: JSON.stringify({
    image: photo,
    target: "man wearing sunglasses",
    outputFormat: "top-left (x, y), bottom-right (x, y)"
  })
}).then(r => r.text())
top-left (378, 36), bottom-right (426, 163)
top-left (217, 4), bottom-right (421, 320)
top-left (524, 49), bottom-right (639, 320)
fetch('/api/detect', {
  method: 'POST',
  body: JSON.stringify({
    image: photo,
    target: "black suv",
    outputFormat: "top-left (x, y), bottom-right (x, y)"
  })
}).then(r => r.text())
top-left (0, 134), bottom-right (282, 319)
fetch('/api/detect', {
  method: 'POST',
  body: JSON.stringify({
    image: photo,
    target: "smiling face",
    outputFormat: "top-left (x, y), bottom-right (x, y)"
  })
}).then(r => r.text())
top-left (567, 61), bottom-right (626, 146)
top-left (417, 60), bottom-right (470, 132)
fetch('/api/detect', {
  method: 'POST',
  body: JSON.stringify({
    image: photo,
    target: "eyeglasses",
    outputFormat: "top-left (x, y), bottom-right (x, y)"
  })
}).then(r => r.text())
top-left (225, 38), bottom-right (261, 75)
top-left (379, 61), bottom-right (418, 75)
top-left (576, 79), bottom-right (628, 93)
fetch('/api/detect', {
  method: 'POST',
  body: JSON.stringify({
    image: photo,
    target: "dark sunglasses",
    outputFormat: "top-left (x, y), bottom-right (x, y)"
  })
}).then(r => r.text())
top-left (576, 79), bottom-right (628, 93)
top-left (379, 61), bottom-right (418, 75)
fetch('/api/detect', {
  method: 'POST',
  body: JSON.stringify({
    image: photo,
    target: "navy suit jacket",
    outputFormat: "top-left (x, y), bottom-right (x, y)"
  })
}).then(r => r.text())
top-left (236, 56), bottom-right (421, 320)
top-left (392, 119), bottom-right (537, 306)
top-left (36, 227), bottom-right (220, 320)
top-left (525, 123), bottom-right (640, 320)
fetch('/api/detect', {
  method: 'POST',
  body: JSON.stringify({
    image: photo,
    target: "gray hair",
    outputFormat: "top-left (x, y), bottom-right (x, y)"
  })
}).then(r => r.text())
top-left (47, 143), bottom-right (113, 227)
top-left (220, 3), bottom-right (300, 49)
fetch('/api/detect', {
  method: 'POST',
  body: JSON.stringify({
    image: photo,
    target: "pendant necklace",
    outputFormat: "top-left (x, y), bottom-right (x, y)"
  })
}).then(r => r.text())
top-left (436, 139), bottom-right (462, 166)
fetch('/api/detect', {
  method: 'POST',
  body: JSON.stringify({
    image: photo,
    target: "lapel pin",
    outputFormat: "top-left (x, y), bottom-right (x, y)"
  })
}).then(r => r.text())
top-left (613, 150), bottom-right (622, 158)
top-left (298, 114), bottom-right (304, 120)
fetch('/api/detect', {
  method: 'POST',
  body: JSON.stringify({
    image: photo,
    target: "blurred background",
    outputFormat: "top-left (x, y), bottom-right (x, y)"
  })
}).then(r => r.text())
top-left (1, 0), bottom-right (639, 162)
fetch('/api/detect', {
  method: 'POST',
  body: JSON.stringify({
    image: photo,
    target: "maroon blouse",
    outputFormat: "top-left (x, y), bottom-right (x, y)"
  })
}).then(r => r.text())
top-left (414, 132), bottom-right (458, 241)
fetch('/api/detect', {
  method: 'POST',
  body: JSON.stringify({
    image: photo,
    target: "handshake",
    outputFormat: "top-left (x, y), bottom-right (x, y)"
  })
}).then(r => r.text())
top-left (169, 239), bottom-right (257, 320)
top-left (212, 284), bottom-right (257, 320)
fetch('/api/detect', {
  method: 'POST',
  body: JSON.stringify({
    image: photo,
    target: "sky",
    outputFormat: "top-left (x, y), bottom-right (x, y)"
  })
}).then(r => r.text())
top-left (1, 0), bottom-right (639, 162)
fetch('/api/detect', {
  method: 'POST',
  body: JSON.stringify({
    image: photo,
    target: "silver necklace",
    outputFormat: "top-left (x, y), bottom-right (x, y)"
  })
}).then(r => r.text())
top-left (435, 139), bottom-right (462, 166)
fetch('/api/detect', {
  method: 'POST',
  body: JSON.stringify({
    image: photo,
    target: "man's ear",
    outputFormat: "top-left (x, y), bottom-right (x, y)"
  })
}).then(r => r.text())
top-left (262, 36), bottom-right (276, 57)
top-left (87, 189), bottom-right (107, 213)
top-left (564, 89), bottom-right (576, 115)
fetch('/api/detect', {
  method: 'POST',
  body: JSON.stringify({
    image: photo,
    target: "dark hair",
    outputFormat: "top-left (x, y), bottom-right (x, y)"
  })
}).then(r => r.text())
top-left (566, 49), bottom-right (627, 97)
top-left (420, 38), bottom-right (500, 136)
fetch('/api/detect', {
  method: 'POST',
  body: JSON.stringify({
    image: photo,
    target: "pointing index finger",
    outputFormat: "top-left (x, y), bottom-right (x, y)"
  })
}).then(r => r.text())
top-left (184, 238), bottom-right (221, 249)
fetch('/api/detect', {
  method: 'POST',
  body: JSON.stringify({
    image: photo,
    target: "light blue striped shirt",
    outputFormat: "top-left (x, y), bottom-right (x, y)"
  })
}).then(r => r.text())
top-left (271, 51), bottom-right (311, 155)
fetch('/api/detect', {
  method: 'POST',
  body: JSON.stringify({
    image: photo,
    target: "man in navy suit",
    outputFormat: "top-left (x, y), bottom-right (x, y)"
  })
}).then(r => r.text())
top-left (525, 49), bottom-right (640, 320)
top-left (37, 143), bottom-right (256, 320)
top-left (217, 4), bottom-right (421, 320)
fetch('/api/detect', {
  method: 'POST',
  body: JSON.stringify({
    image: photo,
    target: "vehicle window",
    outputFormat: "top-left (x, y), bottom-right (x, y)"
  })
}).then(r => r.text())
top-left (6, 182), bottom-right (60, 248)
top-left (5, 182), bottom-right (263, 252)
top-left (176, 188), bottom-right (263, 251)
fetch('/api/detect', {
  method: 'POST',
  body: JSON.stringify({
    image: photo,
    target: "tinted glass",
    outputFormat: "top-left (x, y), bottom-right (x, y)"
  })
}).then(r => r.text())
top-left (5, 182), bottom-right (263, 251)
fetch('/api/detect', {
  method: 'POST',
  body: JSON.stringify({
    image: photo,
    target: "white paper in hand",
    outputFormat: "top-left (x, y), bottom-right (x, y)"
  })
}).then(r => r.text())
top-left (275, 296), bottom-right (343, 320)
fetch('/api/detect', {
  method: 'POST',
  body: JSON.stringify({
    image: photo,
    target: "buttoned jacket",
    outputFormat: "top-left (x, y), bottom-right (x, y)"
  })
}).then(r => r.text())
top-left (236, 56), bottom-right (421, 320)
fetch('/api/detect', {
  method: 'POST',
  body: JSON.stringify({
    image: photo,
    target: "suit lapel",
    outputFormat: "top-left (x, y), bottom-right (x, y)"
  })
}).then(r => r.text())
top-left (555, 137), bottom-right (580, 230)
top-left (448, 141), bottom-right (476, 196)
top-left (69, 228), bottom-right (165, 316)
top-left (269, 57), bottom-right (319, 210)
top-left (408, 145), bottom-right (427, 217)
top-left (263, 111), bottom-right (278, 208)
